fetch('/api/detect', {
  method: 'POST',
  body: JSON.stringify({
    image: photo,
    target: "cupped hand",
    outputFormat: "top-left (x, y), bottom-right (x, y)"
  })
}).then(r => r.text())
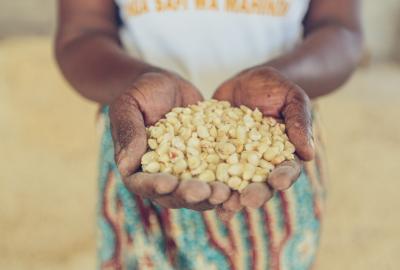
top-left (212, 66), bottom-right (315, 220)
top-left (109, 71), bottom-right (231, 211)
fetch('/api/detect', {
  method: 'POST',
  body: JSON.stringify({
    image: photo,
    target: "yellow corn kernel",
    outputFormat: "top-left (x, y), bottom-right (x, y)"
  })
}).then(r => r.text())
top-left (186, 146), bottom-right (200, 156)
top-left (228, 176), bottom-right (242, 190)
top-left (251, 174), bottom-right (267, 183)
top-left (198, 170), bottom-right (216, 182)
top-left (271, 155), bottom-right (285, 165)
top-left (259, 159), bottom-right (274, 172)
top-left (190, 161), bottom-right (208, 176)
top-left (145, 161), bottom-right (161, 173)
top-left (188, 155), bottom-right (201, 170)
top-left (284, 141), bottom-right (296, 153)
top-left (206, 154), bottom-right (220, 164)
top-left (244, 142), bottom-right (257, 151)
top-left (160, 163), bottom-right (173, 174)
top-left (172, 137), bottom-right (186, 151)
top-left (197, 125), bottom-right (210, 139)
top-left (263, 146), bottom-right (279, 161)
top-left (247, 151), bottom-right (260, 166)
top-left (252, 108), bottom-right (263, 122)
top-left (173, 159), bottom-right (188, 174)
top-left (238, 180), bottom-right (250, 192)
top-left (249, 128), bottom-right (261, 141)
top-left (240, 105), bottom-right (252, 114)
top-left (158, 154), bottom-right (170, 164)
top-left (217, 142), bottom-right (236, 155)
top-left (148, 139), bottom-right (158, 150)
top-left (187, 137), bottom-right (200, 149)
top-left (236, 125), bottom-right (247, 142)
top-left (168, 148), bottom-right (184, 162)
top-left (180, 171), bottom-right (192, 181)
top-left (243, 114), bottom-right (255, 128)
top-left (216, 163), bottom-right (230, 182)
top-left (256, 143), bottom-right (269, 154)
top-left (141, 151), bottom-right (158, 165)
top-left (242, 163), bottom-right (256, 181)
top-left (228, 163), bottom-right (243, 176)
top-left (227, 153), bottom-right (239, 164)
top-left (179, 127), bottom-right (192, 140)
top-left (150, 126), bottom-right (164, 139)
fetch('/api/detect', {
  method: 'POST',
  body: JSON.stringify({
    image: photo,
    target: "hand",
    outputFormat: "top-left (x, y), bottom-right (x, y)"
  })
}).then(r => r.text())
top-left (109, 71), bottom-right (231, 211)
top-left (213, 66), bottom-right (315, 221)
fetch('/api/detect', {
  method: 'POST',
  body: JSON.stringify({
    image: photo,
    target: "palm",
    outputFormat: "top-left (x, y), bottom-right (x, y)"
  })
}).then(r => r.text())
top-left (212, 67), bottom-right (314, 220)
top-left (109, 71), bottom-right (231, 212)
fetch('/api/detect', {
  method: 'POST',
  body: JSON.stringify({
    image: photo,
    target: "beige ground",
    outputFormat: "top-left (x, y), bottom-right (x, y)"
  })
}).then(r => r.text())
top-left (0, 37), bottom-right (399, 270)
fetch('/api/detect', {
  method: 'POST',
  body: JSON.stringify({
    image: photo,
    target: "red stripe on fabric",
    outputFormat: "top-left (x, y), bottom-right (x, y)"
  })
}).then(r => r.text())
top-left (101, 171), bottom-right (122, 270)
top-left (243, 209), bottom-right (257, 270)
top-left (226, 218), bottom-right (240, 270)
top-left (202, 212), bottom-right (236, 270)
top-left (162, 209), bottom-right (178, 266)
top-left (304, 164), bottom-right (322, 221)
top-left (276, 192), bottom-right (293, 270)
top-left (264, 205), bottom-right (278, 270)
top-left (133, 196), bottom-right (151, 234)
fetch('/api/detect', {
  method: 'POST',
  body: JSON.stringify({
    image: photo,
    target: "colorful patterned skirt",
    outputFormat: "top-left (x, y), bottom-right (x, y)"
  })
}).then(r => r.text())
top-left (97, 106), bottom-right (326, 270)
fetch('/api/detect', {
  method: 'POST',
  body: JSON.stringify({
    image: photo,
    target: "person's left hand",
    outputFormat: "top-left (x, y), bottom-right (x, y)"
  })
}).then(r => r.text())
top-left (212, 66), bottom-right (315, 221)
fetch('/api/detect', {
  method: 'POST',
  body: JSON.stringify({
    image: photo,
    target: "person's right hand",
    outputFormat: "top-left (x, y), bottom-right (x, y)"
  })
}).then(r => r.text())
top-left (109, 71), bottom-right (232, 211)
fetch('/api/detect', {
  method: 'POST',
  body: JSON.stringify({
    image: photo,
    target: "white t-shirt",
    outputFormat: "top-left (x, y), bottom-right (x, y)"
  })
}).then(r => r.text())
top-left (115, 0), bottom-right (310, 98)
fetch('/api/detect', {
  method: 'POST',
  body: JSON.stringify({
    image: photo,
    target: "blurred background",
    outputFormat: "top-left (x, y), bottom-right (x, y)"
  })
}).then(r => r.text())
top-left (1, 1), bottom-right (399, 269)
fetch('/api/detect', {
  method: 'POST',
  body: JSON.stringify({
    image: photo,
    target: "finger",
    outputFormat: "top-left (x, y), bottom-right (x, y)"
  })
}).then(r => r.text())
top-left (153, 195), bottom-right (185, 209)
top-left (208, 182), bottom-right (231, 205)
top-left (173, 180), bottom-right (212, 204)
top-left (125, 173), bottom-right (179, 199)
top-left (216, 205), bottom-right (236, 222)
top-left (187, 200), bottom-right (216, 211)
top-left (282, 87), bottom-right (315, 161)
top-left (268, 159), bottom-right (302, 191)
top-left (179, 80), bottom-right (204, 106)
top-left (212, 81), bottom-right (234, 102)
top-left (154, 195), bottom-right (215, 211)
top-left (109, 93), bottom-right (147, 177)
top-left (240, 183), bottom-right (273, 208)
top-left (221, 191), bottom-right (243, 212)
top-left (216, 192), bottom-right (243, 222)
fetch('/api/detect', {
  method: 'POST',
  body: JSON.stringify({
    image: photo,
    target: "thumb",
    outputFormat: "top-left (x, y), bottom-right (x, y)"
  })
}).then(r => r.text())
top-left (212, 80), bottom-right (234, 101)
top-left (282, 87), bottom-right (315, 161)
top-left (109, 93), bottom-right (147, 177)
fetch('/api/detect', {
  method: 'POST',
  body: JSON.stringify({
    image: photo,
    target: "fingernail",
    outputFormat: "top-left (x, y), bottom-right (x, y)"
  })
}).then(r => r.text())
top-left (309, 135), bottom-right (315, 150)
top-left (116, 149), bottom-right (127, 165)
top-left (117, 150), bottom-right (130, 177)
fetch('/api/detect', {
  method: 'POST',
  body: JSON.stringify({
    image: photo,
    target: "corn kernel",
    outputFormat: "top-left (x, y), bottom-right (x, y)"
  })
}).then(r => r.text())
top-left (216, 163), bottom-right (230, 182)
top-left (141, 151), bottom-right (158, 165)
top-left (228, 176), bottom-right (242, 190)
top-left (173, 159), bottom-right (187, 174)
top-left (243, 163), bottom-right (256, 180)
top-left (199, 170), bottom-right (216, 182)
top-left (145, 162), bottom-right (161, 173)
top-left (228, 163), bottom-right (243, 176)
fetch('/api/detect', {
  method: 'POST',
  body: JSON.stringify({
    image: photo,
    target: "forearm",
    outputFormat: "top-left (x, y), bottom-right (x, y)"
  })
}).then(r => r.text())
top-left (265, 24), bottom-right (363, 99)
top-left (55, 32), bottom-right (158, 104)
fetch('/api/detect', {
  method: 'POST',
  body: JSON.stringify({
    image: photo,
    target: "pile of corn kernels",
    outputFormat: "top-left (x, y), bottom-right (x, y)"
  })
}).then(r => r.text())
top-left (141, 100), bottom-right (295, 192)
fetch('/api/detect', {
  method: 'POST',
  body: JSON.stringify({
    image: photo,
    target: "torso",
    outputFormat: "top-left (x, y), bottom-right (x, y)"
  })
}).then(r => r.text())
top-left (115, 0), bottom-right (310, 97)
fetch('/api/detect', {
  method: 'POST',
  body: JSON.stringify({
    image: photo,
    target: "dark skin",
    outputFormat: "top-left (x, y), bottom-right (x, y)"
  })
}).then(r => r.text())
top-left (56, 0), bottom-right (362, 220)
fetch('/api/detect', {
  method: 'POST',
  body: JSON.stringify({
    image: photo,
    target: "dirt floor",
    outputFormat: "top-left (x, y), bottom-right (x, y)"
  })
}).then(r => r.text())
top-left (0, 37), bottom-right (399, 270)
